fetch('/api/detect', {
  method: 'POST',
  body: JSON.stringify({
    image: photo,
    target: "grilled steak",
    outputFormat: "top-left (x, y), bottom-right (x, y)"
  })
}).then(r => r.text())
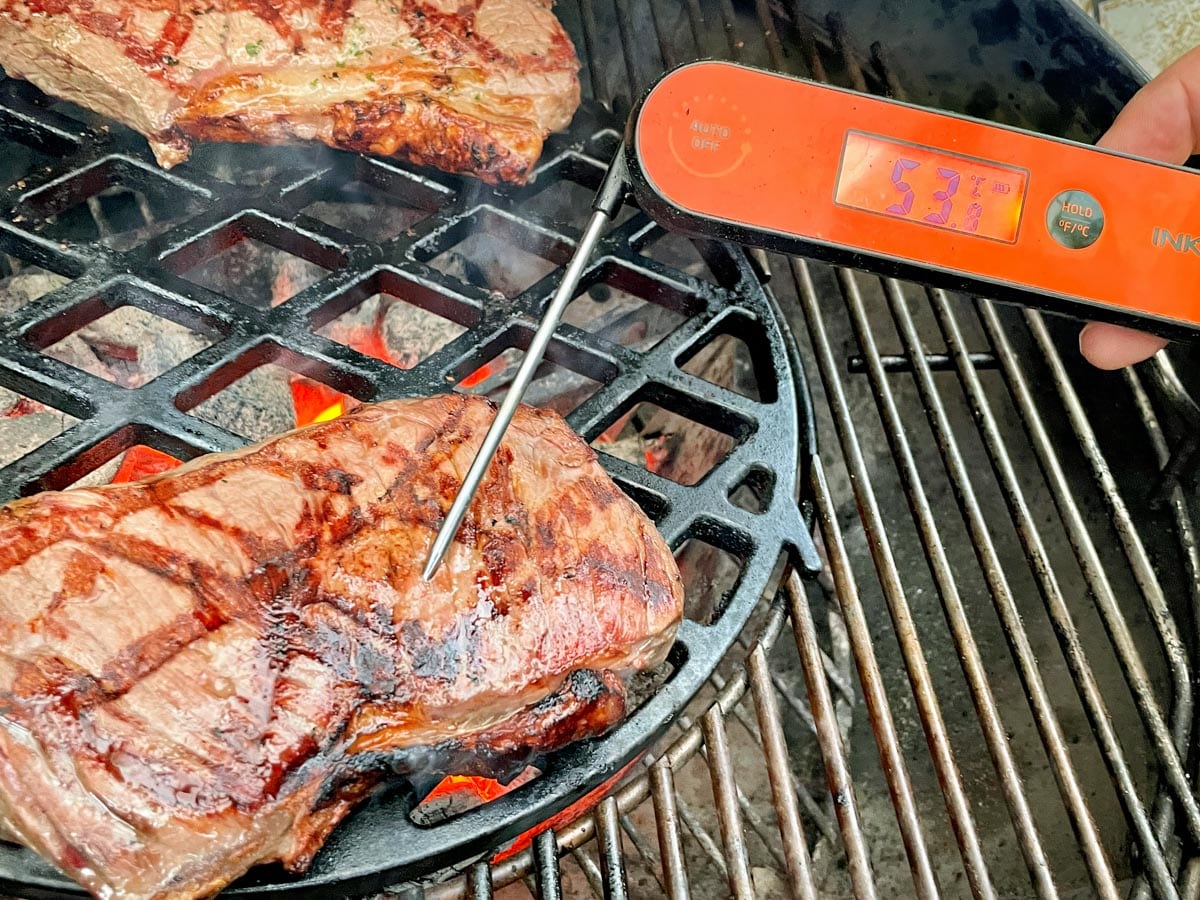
top-left (0, 394), bottom-right (683, 899)
top-left (0, 0), bottom-right (581, 183)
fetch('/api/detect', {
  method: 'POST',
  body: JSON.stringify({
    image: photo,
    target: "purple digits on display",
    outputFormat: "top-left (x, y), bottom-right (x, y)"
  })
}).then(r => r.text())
top-left (886, 158), bottom-right (919, 215)
top-left (885, 157), bottom-right (982, 232)
top-left (962, 202), bottom-right (983, 233)
top-left (923, 167), bottom-right (960, 225)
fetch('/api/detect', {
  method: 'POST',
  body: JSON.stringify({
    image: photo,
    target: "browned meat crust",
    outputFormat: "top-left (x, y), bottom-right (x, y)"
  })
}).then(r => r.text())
top-left (0, 394), bottom-right (682, 898)
top-left (0, 0), bottom-right (582, 183)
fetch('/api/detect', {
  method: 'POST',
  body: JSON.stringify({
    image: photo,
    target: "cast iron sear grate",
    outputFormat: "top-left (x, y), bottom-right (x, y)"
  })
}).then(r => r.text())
top-left (0, 50), bottom-right (819, 896)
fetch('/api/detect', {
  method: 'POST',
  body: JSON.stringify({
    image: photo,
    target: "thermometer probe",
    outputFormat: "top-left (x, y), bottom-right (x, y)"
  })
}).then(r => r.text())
top-left (422, 59), bottom-right (1200, 580)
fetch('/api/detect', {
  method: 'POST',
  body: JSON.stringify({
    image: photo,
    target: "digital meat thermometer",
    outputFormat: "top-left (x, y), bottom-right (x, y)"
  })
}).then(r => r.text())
top-left (422, 59), bottom-right (1200, 580)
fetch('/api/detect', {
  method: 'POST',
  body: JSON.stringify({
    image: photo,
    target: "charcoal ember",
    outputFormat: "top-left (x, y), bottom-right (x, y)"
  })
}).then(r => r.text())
top-left (68, 454), bottom-right (123, 488)
top-left (597, 428), bottom-right (644, 469)
top-left (436, 240), bottom-right (554, 298)
top-left (304, 185), bottom-right (428, 243)
top-left (521, 370), bottom-right (598, 418)
top-left (684, 334), bottom-right (757, 399)
top-left (271, 254), bottom-right (327, 306)
top-left (43, 307), bottom-right (209, 388)
top-left (191, 365), bottom-right (296, 442)
top-left (95, 216), bottom-right (187, 252)
top-left (565, 291), bottom-right (677, 352)
top-left (674, 539), bottom-right (741, 624)
top-left (0, 407), bottom-right (73, 467)
top-left (0, 265), bottom-right (70, 315)
top-left (319, 292), bottom-right (460, 368)
top-left (0, 384), bottom-right (47, 418)
top-left (191, 240), bottom-right (283, 309)
top-left (381, 301), bottom-right (464, 365)
top-left (460, 347), bottom-right (597, 420)
top-left (85, 188), bottom-right (158, 251)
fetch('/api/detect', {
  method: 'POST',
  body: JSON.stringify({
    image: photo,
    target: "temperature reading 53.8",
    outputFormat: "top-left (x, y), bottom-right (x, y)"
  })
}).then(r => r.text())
top-left (835, 131), bottom-right (1029, 243)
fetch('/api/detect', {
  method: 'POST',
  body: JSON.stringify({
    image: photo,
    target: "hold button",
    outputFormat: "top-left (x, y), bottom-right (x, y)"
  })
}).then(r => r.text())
top-left (1046, 189), bottom-right (1104, 249)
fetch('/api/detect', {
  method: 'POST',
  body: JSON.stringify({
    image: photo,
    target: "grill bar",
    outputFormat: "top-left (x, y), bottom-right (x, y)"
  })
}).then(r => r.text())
top-left (783, 567), bottom-right (880, 900)
top-left (650, 760), bottom-right (690, 900)
top-left (467, 864), bottom-right (491, 900)
top-left (596, 799), bottom-right (630, 900)
top-left (700, 708), bottom-right (755, 899)
top-left (840, 267), bottom-right (1060, 899)
top-left (535, 831), bottom-right (565, 900)
top-left (882, 280), bottom-right (1114, 898)
top-left (1148, 399), bottom-right (1200, 900)
top-left (792, 255), bottom-right (997, 899)
top-left (808, 455), bottom-right (941, 899)
top-left (846, 352), bottom-right (998, 373)
top-left (746, 643), bottom-right (819, 899)
top-left (932, 295), bottom-right (1177, 899)
top-left (993, 305), bottom-right (1196, 835)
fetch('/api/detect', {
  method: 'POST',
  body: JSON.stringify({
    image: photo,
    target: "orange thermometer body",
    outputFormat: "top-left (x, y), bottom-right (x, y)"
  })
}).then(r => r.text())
top-left (624, 60), bottom-right (1200, 340)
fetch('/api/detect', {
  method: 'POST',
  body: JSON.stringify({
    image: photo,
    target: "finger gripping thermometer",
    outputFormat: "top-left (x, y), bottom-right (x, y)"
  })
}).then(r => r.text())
top-left (421, 59), bottom-right (1200, 580)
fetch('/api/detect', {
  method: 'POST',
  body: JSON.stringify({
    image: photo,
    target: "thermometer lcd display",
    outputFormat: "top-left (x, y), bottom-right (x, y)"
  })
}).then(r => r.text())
top-left (834, 131), bottom-right (1029, 243)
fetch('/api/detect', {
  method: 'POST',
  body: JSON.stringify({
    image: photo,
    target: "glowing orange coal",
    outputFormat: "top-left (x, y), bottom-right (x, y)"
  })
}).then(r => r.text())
top-left (422, 774), bottom-right (520, 807)
top-left (291, 378), bottom-right (349, 428)
top-left (110, 445), bottom-right (182, 483)
top-left (458, 358), bottom-right (502, 390)
top-left (492, 757), bottom-right (640, 862)
top-left (291, 324), bottom-right (396, 427)
top-left (419, 756), bottom-right (641, 863)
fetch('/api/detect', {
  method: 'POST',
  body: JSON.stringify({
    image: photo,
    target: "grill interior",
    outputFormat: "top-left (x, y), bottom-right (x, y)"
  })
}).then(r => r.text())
top-left (3, 0), bottom-right (1200, 898)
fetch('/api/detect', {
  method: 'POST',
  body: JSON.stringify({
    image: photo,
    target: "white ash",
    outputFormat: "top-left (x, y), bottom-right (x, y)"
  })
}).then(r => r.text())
top-left (43, 306), bottom-right (210, 389)
top-left (0, 263), bottom-right (71, 316)
top-left (303, 184), bottom-right (429, 243)
top-left (319, 291), bottom-right (466, 369)
top-left (0, 384), bottom-right (76, 468)
top-left (432, 233), bottom-right (557, 299)
top-left (189, 364), bottom-right (296, 443)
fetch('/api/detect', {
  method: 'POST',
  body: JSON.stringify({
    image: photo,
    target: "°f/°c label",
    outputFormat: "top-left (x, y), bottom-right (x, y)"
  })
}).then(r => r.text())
top-left (668, 94), bottom-right (753, 178)
top-left (1046, 189), bottom-right (1104, 249)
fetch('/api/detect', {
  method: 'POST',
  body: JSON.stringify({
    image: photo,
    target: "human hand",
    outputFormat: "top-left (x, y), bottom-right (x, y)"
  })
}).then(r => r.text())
top-left (1078, 47), bottom-right (1200, 370)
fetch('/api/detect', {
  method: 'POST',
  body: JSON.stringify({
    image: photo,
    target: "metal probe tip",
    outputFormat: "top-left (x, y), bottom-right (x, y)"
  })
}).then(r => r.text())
top-left (420, 155), bottom-right (627, 581)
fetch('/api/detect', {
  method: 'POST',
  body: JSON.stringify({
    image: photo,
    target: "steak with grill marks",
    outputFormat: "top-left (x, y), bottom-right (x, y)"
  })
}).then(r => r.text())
top-left (0, 0), bottom-right (581, 183)
top-left (0, 393), bottom-right (683, 899)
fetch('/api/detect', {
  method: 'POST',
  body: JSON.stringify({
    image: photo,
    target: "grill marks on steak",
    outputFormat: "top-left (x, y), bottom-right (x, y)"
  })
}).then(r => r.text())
top-left (0, 394), bottom-right (682, 899)
top-left (0, 0), bottom-right (581, 181)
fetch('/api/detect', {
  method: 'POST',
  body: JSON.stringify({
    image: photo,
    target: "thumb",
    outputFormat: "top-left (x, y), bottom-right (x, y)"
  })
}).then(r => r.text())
top-left (1079, 46), bottom-right (1200, 370)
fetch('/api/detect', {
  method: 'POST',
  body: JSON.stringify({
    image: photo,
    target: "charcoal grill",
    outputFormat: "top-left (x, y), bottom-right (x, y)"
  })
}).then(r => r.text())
top-left (1, 0), bottom-right (1199, 898)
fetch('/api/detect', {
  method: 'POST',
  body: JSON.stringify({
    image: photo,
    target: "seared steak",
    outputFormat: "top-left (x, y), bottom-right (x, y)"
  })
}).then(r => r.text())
top-left (0, 394), bottom-right (683, 899)
top-left (0, 0), bottom-right (581, 183)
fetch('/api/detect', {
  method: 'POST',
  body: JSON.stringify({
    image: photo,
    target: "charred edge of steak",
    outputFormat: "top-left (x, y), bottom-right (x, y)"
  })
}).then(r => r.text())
top-left (329, 96), bottom-right (538, 184)
top-left (304, 669), bottom-right (626, 850)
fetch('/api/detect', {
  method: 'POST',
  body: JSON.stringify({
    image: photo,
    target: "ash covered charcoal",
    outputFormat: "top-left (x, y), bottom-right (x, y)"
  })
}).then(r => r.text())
top-left (190, 365), bottom-right (296, 442)
top-left (304, 182), bottom-right (430, 243)
top-left (521, 369), bottom-right (601, 418)
top-left (562, 285), bottom-right (682, 352)
top-left (44, 307), bottom-right (210, 388)
top-left (0, 261), bottom-right (71, 316)
top-left (0, 384), bottom-right (74, 467)
top-left (381, 298), bottom-right (466, 365)
top-left (188, 240), bottom-right (294, 309)
top-left (319, 292), bottom-right (465, 369)
top-left (434, 233), bottom-right (557, 298)
top-left (68, 453), bottom-right (124, 488)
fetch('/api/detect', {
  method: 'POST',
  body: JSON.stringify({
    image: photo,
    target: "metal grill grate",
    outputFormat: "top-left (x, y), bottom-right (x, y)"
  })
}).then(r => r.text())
top-left (1, 1), bottom-right (1198, 899)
